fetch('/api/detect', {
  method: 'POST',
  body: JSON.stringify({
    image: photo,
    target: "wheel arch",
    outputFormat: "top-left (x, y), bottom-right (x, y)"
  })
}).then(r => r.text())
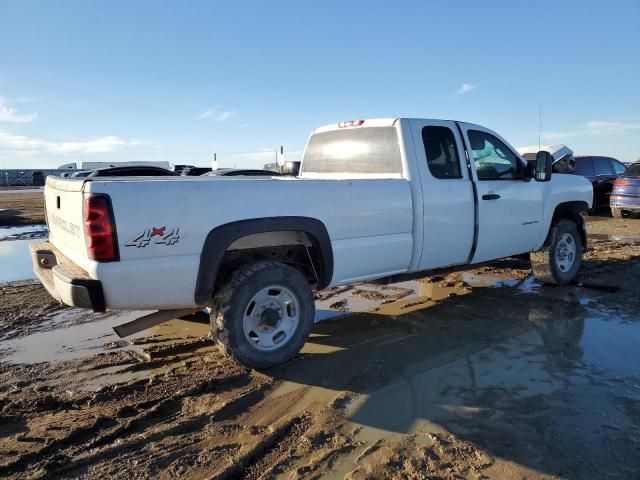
top-left (547, 201), bottom-right (589, 249)
top-left (194, 216), bottom-right (334, 305)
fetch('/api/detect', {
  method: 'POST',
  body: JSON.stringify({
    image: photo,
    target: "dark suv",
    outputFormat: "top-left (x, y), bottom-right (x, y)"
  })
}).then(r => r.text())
top-left (572, 156), bottom-right (627, 210)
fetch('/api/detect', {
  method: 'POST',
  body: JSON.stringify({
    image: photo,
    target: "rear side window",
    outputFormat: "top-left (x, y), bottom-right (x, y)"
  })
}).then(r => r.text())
top-left (611, 160), bottom-right (626, 175)
top-left (574, 158), bottom-right (595, 176)
top-left (422, 126), bottom-right (462, 179)
top-left (302, 127), bottom-right (401, 174)
top-left (594, 157), bottom-right (613, 175)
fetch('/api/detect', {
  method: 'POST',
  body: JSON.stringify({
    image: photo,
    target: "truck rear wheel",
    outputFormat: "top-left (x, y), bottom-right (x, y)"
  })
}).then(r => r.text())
top-left (211, 261), bottom-right (315, 369)
top-left (531, 219), bottom-right (583, 285)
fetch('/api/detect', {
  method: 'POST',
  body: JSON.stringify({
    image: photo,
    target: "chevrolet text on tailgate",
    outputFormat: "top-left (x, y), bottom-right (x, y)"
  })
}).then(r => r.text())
top-left (32, 118), bottom-right (593, 368)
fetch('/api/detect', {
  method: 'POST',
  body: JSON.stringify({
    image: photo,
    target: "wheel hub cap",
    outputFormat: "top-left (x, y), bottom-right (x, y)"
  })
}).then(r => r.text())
top-left (242, 286), bottom-right (300, 351)
top-left (555, 233), bottom-right (577, 273)
top-left (261, 307), bottom-right (281, 327)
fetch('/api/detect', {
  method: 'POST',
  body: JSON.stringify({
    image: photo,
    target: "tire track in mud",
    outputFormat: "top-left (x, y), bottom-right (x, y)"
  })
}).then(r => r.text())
top-left (0, 342), bottom-right (272, 478)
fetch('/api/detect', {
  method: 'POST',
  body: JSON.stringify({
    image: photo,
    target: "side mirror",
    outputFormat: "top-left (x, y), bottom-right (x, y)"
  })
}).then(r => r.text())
top-left (535, 151), bottom-right (553, 182)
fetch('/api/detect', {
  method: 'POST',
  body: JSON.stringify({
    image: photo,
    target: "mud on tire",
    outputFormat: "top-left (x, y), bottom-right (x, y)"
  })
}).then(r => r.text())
top-left (211, 261), bottom-right (315, 369)
top-left (531, 219), bottom-right (583, 285)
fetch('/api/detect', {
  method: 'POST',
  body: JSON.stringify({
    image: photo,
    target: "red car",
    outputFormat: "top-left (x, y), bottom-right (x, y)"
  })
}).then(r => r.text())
top-left (611, 162), bottom-right (640, 218)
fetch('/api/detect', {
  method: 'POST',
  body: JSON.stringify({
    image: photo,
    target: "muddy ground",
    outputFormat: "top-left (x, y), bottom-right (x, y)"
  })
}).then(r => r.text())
top-left (1, 199), bottom-right (640, 478)
top-left (0, 190), bottom-right (45, 227)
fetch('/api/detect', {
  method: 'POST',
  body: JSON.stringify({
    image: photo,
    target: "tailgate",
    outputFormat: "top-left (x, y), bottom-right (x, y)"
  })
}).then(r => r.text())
top-left (44, 176), bottom-right (87, 259)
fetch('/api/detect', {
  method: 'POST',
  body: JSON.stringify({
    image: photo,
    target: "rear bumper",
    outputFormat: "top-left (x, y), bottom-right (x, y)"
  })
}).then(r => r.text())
top-left (29, 241), bottom-right (106, 312)
top-left (610, 195), bottom-right (640, 210)
top-left (611, 203), bottom-right (640, 212)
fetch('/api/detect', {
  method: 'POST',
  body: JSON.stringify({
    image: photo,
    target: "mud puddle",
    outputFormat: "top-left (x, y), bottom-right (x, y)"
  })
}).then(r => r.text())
top-left (0, 225), bottom-right (48, 241)
top-left (266, 284), bottom-right (640, 478)
top-left (313, 269), bottom-right (519, 320)
top-left (0, 239), bottom-right (37, 283)
top-left (0, 309), bottom-right (149, 365)
top-left (589, 233), bottom-right (640, 242)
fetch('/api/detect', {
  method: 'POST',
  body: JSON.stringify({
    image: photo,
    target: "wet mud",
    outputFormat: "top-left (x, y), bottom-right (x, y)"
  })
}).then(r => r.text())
top-left (1, 218), bottom-right (640, 478)
top-left (0, 191), bottom-right (45, 227)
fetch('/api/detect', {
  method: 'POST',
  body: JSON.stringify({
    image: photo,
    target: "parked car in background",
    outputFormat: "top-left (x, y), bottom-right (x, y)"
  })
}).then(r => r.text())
top-left (181, 167), bottom-right (213, 176)
top-left (85, 166), bottom-right (178, 177)
top-left (611, 162), bottom-right (640, 218)
top-left (70, 170), bottom-right (93, 178)
top-left (571, 156), bottom-right (627, 211)
top-left (172, 164), bottom-right (197, 175)
top-left (204, 168), bottom-right (283, 177)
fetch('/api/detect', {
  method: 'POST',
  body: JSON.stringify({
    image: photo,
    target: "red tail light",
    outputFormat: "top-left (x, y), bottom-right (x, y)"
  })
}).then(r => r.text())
top-left (83, 195), bottom-right (119, 261)
top-left (615, 178), bottom-right (631, 186)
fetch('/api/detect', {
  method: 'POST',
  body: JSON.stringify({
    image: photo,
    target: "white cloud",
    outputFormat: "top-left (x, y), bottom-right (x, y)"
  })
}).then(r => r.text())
top-left (197, 106), bottom-right (236, 122)
top-left (0, 129), bottom-right (149, 155)
top-left (583, 120), bottom-right (640, 135)
top-left (542, 120), bottom-right (640, 140)
top-left (0, 97), bottom-right (37, 123)
top-left (456, 83), bottom-right (477, 95)
top-left (214, 111), bottom-right (235, 122)
top-left (197, 108), bottom-right (216, 120)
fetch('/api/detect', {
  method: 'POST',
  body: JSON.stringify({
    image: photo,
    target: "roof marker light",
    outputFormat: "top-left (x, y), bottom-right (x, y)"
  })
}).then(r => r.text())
top-left (338, 120), bottom-right (365, 128)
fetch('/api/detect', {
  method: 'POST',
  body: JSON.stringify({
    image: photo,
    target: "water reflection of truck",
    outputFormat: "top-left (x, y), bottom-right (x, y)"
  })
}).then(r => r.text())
top-left (34, 118), bottom-right (592, 369)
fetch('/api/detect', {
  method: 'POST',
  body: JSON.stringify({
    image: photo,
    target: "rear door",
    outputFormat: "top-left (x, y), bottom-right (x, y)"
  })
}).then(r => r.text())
top-left (409, 120), bottom-right (475, 269)
top-left (457, 123), bottom-right (544, 263)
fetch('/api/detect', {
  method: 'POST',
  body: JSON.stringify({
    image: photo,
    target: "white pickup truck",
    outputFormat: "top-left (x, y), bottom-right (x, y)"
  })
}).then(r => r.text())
top-left (32, 118), bottom-right (593, 368)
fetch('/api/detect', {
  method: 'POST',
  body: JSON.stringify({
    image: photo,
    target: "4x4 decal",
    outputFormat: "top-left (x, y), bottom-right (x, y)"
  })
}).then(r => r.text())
top-left (125, 226), bottom-right (180, 248)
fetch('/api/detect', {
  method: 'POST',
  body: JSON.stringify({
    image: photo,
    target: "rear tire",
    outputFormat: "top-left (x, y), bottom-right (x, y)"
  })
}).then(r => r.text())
top-left (211, 261), bottom-right (315, 369)
top-left (531, 219), bottom-right (582, 285)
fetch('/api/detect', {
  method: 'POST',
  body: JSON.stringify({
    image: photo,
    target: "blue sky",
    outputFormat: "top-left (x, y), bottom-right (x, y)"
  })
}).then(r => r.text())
top-left (0, 0), bottom-right (639, 169)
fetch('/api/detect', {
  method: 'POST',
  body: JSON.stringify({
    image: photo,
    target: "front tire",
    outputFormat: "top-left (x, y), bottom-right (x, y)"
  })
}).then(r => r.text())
top-left (531, 219), bottom-right (583, 285)
top-left (211, 261), bottom-right (315, 369)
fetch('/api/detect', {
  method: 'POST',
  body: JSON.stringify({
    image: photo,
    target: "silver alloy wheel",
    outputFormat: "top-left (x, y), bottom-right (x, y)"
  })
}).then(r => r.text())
top-left (555, 232), bottom-right (577, 273)
top-left (242, 285), bottom-right (300, 351)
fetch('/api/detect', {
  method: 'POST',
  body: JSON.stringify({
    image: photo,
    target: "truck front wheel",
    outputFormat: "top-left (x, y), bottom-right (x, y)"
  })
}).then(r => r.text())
top-left (211, 261), bottom-right (315, 369)
top-left (531, 219), bottom-right (583, 285)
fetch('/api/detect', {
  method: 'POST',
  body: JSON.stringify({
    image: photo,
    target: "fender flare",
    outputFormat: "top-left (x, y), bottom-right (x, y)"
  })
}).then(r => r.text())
top-left (194, 216), bottom-right (334, 305)
top-left (542, 201), bottom-right (589, 250)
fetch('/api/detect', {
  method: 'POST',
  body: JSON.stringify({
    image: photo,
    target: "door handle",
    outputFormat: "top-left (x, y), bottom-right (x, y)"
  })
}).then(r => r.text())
top-left (482, 193), bottom-right (501, 200)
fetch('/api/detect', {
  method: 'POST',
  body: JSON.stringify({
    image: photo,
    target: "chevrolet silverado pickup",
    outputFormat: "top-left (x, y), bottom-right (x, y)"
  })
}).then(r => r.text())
top-left (32, 118), bottom-right (593, 368)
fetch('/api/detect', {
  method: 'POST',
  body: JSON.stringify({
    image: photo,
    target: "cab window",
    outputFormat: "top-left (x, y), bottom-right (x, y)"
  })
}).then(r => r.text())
top-left (468, 130), bottom-right (521, 180)
top-left (422, 126), bottom-right (462, 179)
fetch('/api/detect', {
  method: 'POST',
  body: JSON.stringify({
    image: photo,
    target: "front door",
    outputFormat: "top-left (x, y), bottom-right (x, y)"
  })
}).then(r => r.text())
top-left (458, 124), bottom-right (544, 263)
